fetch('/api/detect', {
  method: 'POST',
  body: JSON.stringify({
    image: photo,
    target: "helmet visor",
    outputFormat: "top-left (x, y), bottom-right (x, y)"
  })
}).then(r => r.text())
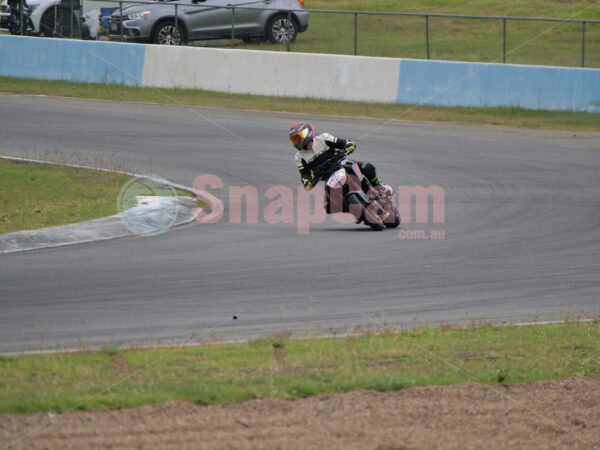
top-left (289, 128), bottom-right (309, 148)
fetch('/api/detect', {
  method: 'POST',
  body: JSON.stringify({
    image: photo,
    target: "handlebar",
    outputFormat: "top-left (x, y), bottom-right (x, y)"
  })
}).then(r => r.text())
top-left (313, 151), bottom-right (347, 180)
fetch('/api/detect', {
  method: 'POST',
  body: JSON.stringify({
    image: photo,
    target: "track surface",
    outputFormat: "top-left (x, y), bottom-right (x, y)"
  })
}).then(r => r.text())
top-left (0, 95), bottom-right (598, 353)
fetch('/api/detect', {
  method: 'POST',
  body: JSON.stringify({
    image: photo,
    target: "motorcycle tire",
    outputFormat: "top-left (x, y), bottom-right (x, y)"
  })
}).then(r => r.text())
top-left (347, 193), bottom-right (384, 231)
top-left (385, 208), bottom-right (401, 229)
top-left (8, 12), bottom-right (23, 35)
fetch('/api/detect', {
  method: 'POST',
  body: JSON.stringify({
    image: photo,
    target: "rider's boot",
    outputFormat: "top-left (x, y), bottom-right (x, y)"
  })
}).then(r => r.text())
top-left (373, 184), bottom-right (394, 207)
top-left (374, 184), bottom-right (393, 196)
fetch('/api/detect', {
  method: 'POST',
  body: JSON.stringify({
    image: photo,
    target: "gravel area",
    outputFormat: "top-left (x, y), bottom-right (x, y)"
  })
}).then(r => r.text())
top-left (2, 378), bottom-right (599, 449)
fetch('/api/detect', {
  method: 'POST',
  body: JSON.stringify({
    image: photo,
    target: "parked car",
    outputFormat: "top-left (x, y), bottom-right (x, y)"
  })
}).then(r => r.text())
top-left (1, 0), bottom-right (81, 36)
top-left (0, 0), bottom-right (117, 37)
top-left (0, 1), bottom-right (10, 29)
top-left (109, 0), bottom-right (308, 45)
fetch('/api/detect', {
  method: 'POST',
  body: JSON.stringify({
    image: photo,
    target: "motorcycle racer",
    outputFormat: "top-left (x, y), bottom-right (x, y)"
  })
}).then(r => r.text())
top-left (288, 122), bottom-right (394, 210)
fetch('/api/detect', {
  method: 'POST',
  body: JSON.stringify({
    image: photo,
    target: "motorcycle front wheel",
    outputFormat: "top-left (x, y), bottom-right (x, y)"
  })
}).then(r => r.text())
top-left (347, 193), bottom-right (384, 231)
top-left (385, 208), bottom-right (401, 229)
top-left (8, 12), bottom-right (25, 35)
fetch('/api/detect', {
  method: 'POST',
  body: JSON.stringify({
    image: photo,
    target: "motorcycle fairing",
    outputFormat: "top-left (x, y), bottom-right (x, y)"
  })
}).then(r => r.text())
top-left (326, 168), bottom-right (347, 189)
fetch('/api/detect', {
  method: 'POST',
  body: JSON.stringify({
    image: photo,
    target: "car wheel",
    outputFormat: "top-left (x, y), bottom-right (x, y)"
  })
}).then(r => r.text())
top-left (40, 9), bottom-right (59, 37)
top-left (266, 14), bottom-right (297, 44)
top-left (40, 8), bottom-right (76, 37)
top-left (152, 21), bottom-right (186, 45)
top-left (80, 24), bottom-right (91, 40)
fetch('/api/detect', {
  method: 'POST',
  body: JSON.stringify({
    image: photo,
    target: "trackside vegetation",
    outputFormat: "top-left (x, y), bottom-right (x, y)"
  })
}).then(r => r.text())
top-left (0, 321), bottom-right (598, 414)
top-left (247, 0), bottom-right (600, 68)
top-left (0, 159), bottom-right (132, 234)
top-left (0, 159), bottom-right (195, 234)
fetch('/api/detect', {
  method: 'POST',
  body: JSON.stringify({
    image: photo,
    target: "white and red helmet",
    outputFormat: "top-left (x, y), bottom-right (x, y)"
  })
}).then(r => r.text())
top-left (289, 122), bottom-right (315, 150)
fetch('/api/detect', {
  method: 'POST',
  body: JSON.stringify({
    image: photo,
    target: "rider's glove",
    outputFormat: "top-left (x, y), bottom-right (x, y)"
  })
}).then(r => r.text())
top-left (302, 170), bottom-right (317, 190)
top-left (344, 141), bottom-right (356, 154)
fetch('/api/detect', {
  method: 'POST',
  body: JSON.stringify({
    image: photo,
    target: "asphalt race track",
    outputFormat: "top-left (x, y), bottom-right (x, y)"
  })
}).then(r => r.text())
top-left (0, 94), bottom-right (598, 353)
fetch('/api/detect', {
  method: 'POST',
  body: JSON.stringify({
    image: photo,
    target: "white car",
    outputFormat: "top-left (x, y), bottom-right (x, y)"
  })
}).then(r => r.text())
top-left (0, 1), bottom-right (10, 28)
top-left (1, 0), bottom-right (113, 37)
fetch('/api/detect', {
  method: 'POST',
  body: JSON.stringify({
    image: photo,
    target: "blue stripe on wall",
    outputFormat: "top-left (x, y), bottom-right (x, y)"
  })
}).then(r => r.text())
top-left (0, 36), bottom-right (145, 86)
top-left (397, 59), bottom-right (600, 113)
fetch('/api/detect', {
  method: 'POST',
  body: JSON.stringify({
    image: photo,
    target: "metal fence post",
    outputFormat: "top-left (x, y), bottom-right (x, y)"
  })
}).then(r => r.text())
top-left (581, 21), bottom-right (586, 67)
top-left (95, 7), bottom-right (599, 65)
top-left (231, 7), bottom-right (235, 48)
top-left (354, 12), bottom-right (358, 56)
top-left (119, 1), bottom-right (123, 42)
top-left (425, 15), bottom-right (430, 59)
top-left (287, 9), bottom-right (291, 52)
top-left (503, 18), bottom-right (506, 63)
top-left (175, 4), bottom-right (179, 45)
top-left (18, 0), bottom-right (24, 35)
top-left (54, 4), bottom-right (58, 36)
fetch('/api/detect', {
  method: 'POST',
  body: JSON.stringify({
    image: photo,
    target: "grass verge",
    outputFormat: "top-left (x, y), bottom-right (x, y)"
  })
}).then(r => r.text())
top-left (0, 158), bottom-right (194, 234)
top-left (0, 321), bottom-right (598, 414)
top-left (1, 77), bottom-right (599, 132)
top-left (248, 0), bottom-right (600, 68)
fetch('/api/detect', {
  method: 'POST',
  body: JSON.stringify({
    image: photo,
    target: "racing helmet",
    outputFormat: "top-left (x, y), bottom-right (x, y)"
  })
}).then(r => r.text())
top-left (289, 122), bottom-right (315, 150)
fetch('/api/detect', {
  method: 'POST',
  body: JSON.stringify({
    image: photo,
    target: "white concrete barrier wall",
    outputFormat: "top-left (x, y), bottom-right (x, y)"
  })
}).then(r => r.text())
top-left (142, 46), bottom-right (401, 104)
top-left (1, 35), bottom-right (599, 113)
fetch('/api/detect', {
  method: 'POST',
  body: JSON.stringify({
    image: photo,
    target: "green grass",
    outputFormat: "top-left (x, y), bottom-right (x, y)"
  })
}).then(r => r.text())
top-left (0, 159), bottom-right (131, 234)
top-left (0, 158), bottom-right (196, 234)
top-left (0, 321), bottom-right (598, 414)
top-left (1, 77), bottom-right (599, 132)
top-left (233, 0), bottom-right (600, 68)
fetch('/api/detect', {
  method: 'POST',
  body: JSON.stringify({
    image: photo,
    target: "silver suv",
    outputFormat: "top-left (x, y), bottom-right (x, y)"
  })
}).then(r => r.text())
top-left (109, 0), bottom-right (308, 45)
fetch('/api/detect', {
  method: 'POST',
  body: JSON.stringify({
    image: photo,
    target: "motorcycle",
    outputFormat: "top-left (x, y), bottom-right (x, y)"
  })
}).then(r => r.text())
top-left (6, 0), bottom-right (33, 35)
top-left (313, 151), bottom-right (401, 231)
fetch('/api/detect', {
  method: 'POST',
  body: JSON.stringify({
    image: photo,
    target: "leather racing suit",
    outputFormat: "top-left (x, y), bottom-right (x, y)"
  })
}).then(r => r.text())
top-left (295, 133), bottom-right (382, 192)
top-left (294, 133), bottom-right (388, 214)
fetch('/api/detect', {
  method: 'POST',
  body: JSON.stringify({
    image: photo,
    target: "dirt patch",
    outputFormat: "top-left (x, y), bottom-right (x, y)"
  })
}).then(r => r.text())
top-left (2, 378), bottom-right (599, 449)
